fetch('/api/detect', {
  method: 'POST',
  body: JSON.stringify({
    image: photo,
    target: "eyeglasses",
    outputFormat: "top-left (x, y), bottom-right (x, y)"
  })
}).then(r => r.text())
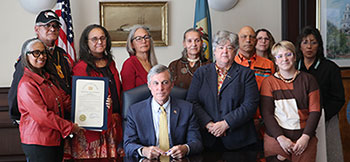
top-left (275, 52), bottom-right (294, 59)
top-left (27, 50), bottom-right (48, 58)
top-left (132, 35), bottom-right (151, 42)
top-left (89, 36), bottom-right (106, 43)
top-left (39, 23), bottom-right (60, 30)
top-left (257, 37), bottom-right (270, 42)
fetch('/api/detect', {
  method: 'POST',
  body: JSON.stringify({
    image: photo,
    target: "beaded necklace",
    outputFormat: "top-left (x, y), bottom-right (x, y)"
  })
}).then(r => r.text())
top-left (277, 70), bottom-right (300, 83)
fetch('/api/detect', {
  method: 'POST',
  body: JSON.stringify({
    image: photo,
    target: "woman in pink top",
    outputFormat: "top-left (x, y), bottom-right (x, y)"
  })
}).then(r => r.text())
top-left (121, 25), bottom-right (158, 91)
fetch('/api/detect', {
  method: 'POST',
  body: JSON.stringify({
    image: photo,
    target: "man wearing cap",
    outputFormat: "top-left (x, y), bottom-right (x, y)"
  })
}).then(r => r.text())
top-left (8, 9), bottom-right (73, 123)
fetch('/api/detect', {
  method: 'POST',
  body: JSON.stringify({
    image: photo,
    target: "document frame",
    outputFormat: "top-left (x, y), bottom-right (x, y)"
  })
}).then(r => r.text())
top-left (71, 76), bottom-right (109, 130)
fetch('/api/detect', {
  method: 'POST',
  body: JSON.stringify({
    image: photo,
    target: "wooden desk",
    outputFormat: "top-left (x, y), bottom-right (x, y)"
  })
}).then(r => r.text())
top-left (123, 151), bottom-right (261, 162)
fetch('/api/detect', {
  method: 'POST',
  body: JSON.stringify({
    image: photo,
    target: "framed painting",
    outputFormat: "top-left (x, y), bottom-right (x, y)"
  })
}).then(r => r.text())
top-left (99, 1), bottom-right (168, 47)
top-left (318, 0), bottom-right (350, 67)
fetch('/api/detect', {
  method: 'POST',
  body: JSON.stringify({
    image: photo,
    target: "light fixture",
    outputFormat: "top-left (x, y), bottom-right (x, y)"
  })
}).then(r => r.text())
top-left (19, 0), bottom-right (56, 14)
top-left (208, 0), bottom-right (239, 11)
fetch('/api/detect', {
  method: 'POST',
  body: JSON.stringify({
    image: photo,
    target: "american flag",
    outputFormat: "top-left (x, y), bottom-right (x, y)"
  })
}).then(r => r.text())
top-left (55, 0), bottom-right (76, 63)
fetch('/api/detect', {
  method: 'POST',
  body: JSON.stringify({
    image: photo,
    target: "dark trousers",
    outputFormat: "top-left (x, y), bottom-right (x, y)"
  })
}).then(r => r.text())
top-left (204, 138), bottom-right (258, 162)
top-left (21, 143), bottom-right (63, 162)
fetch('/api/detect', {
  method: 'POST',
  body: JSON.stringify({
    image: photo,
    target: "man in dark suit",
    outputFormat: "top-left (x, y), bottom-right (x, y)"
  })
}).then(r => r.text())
top-left (124, 64), bottom-right (203, 159)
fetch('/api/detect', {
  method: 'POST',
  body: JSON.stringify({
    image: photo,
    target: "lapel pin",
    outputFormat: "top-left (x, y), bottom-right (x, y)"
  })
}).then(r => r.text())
top-left (173, 110), bottom-right (177, 114)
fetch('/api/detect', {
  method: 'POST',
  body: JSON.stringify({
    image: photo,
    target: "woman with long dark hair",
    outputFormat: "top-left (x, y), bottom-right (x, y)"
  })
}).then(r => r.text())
top-left (69, 24), bottom-right (123, 161)
top-left (296, 26), bottom-right (345, 162)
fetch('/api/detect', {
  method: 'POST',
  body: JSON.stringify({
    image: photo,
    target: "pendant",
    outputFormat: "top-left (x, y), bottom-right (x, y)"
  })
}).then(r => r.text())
top-left (181, 67), bottom-right (187, 74)
top-left (55, 64), bottom-right (65, 79)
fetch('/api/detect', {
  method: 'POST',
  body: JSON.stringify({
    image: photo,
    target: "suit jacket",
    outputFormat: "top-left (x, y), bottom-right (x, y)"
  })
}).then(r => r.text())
top-left (186, 62), bottom-right (259, 150)
top-left (124, 97), bottom-right (203, 158)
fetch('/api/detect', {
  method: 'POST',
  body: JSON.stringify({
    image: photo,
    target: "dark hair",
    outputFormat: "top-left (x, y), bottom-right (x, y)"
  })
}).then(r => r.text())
top-left (296, 26), bottom-right (325, 61)
top-left (255, 28), bottom-right (275, 59)
top-left (79, 24), bottom-right (113, 75)
top-left (181, 28), bottom-right (207, 62)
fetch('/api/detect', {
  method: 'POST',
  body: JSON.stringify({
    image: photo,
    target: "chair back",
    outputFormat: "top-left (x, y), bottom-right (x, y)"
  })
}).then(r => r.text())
top-left (122, 84), bottom-right (187, 125)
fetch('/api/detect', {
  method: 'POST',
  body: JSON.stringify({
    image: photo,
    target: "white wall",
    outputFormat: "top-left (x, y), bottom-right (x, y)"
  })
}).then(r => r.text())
top-left (0, 0), bottom-right (281, 87)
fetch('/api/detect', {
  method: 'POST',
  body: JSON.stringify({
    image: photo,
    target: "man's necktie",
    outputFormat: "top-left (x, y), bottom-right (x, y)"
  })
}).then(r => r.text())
top-left (159, 106), bottom-right (170, 151)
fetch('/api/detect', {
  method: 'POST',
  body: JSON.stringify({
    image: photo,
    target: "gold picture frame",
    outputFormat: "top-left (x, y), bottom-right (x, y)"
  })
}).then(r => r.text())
top-left (99, 1), bottom-right (168, 47)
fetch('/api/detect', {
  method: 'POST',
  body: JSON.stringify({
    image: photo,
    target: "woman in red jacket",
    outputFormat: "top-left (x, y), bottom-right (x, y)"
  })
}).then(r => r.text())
top-left (121, 25), bottom-right (158, 91)
top-left (18, 38), bottom-right (82, 162)
top-left (69, 24), bottom-right (123, 161)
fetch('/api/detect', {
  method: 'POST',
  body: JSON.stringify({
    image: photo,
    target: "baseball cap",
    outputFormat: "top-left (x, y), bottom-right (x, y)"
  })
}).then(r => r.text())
top-left (35, 10), bottom-right (61, 25)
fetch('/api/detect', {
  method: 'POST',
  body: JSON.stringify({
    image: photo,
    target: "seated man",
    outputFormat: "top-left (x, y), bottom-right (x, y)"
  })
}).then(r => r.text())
top-left (123, 64), bottom-right (203, 159)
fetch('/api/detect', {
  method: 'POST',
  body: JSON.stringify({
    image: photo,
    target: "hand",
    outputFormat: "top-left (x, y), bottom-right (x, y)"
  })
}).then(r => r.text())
top-left (208, 120), bottom-right (229, 137)
top-left (106, 95), bottom-right (112, 109)
top-left (293, 134), bottom-right (310, 156)
top-left (142, 146), bottom-right (165, 159)
top-left (166, 144), bottom-right (188, 159)
top-left (117, 147), bottom-right (125, 157)
top-left (276, 135), bottom-right (294, 154)
top-left (71, 123), bottom-right (85, 134)
top-left (205, 122), bottom-right (214, 130)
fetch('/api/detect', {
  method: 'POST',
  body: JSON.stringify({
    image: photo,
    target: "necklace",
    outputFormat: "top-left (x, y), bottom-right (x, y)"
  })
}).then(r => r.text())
top-left (187, 57), bottom-right (200, 63)
top-left (277, 70), bottom-right (300, 83)
top-left (53, 51), bottom-right (65, 79)
top-left (182, 60), bottom-right (202, 76)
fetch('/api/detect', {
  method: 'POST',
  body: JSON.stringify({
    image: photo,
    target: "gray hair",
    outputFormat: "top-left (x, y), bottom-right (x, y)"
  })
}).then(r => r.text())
top-left (181, 28), bottom-right (207, 62)
top-left (21, 38), bottom-right (46, 74)
top-left (147, 64), bottom-right (173, 84)
top-left (126, 24), bottom-right (158, 66)
top-left (212, 30), bottom-right (239, 52)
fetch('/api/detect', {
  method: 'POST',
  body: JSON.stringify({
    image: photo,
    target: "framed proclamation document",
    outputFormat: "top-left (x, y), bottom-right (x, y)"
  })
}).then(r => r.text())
top-left (72, 76), bottom-right (109, 130)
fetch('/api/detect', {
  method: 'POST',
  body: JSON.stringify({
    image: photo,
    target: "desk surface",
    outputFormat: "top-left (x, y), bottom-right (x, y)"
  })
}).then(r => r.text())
top-left (123, 151), bottom-right (262, 162)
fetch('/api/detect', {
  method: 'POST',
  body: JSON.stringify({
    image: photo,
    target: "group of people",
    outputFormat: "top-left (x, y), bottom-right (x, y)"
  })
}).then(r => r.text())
top-left (8, 9), bottom-right (345, 162)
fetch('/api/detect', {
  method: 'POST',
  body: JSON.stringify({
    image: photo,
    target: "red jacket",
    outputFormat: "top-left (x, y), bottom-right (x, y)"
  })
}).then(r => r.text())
top-left (18, 68), bottom-right (73, 146)
top-left (73, 60), bottom-right (123, 142)
top-left (73, 60), bottom-right (122, 107)
top-left (121, 56), bottom-right (148, 91)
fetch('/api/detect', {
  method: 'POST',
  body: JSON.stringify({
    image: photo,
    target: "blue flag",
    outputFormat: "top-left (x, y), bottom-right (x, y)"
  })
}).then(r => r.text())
top-left (194, 0), bottom-right (212, 61)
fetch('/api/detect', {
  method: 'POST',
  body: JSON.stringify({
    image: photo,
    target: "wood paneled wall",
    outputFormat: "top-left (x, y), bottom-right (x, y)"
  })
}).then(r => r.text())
top-left (340, 69), bottom-right (350, 161)
top-left (0, 88), bottom-right (25, 161)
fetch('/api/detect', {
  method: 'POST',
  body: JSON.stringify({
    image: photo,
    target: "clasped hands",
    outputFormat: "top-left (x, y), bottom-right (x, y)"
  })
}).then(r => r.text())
top-left (206, 120), bottom-right (229, 137)
top-left (276, 134), bottom-right (310, 156)
top-left (142, 145), bottom-right (188, 160)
